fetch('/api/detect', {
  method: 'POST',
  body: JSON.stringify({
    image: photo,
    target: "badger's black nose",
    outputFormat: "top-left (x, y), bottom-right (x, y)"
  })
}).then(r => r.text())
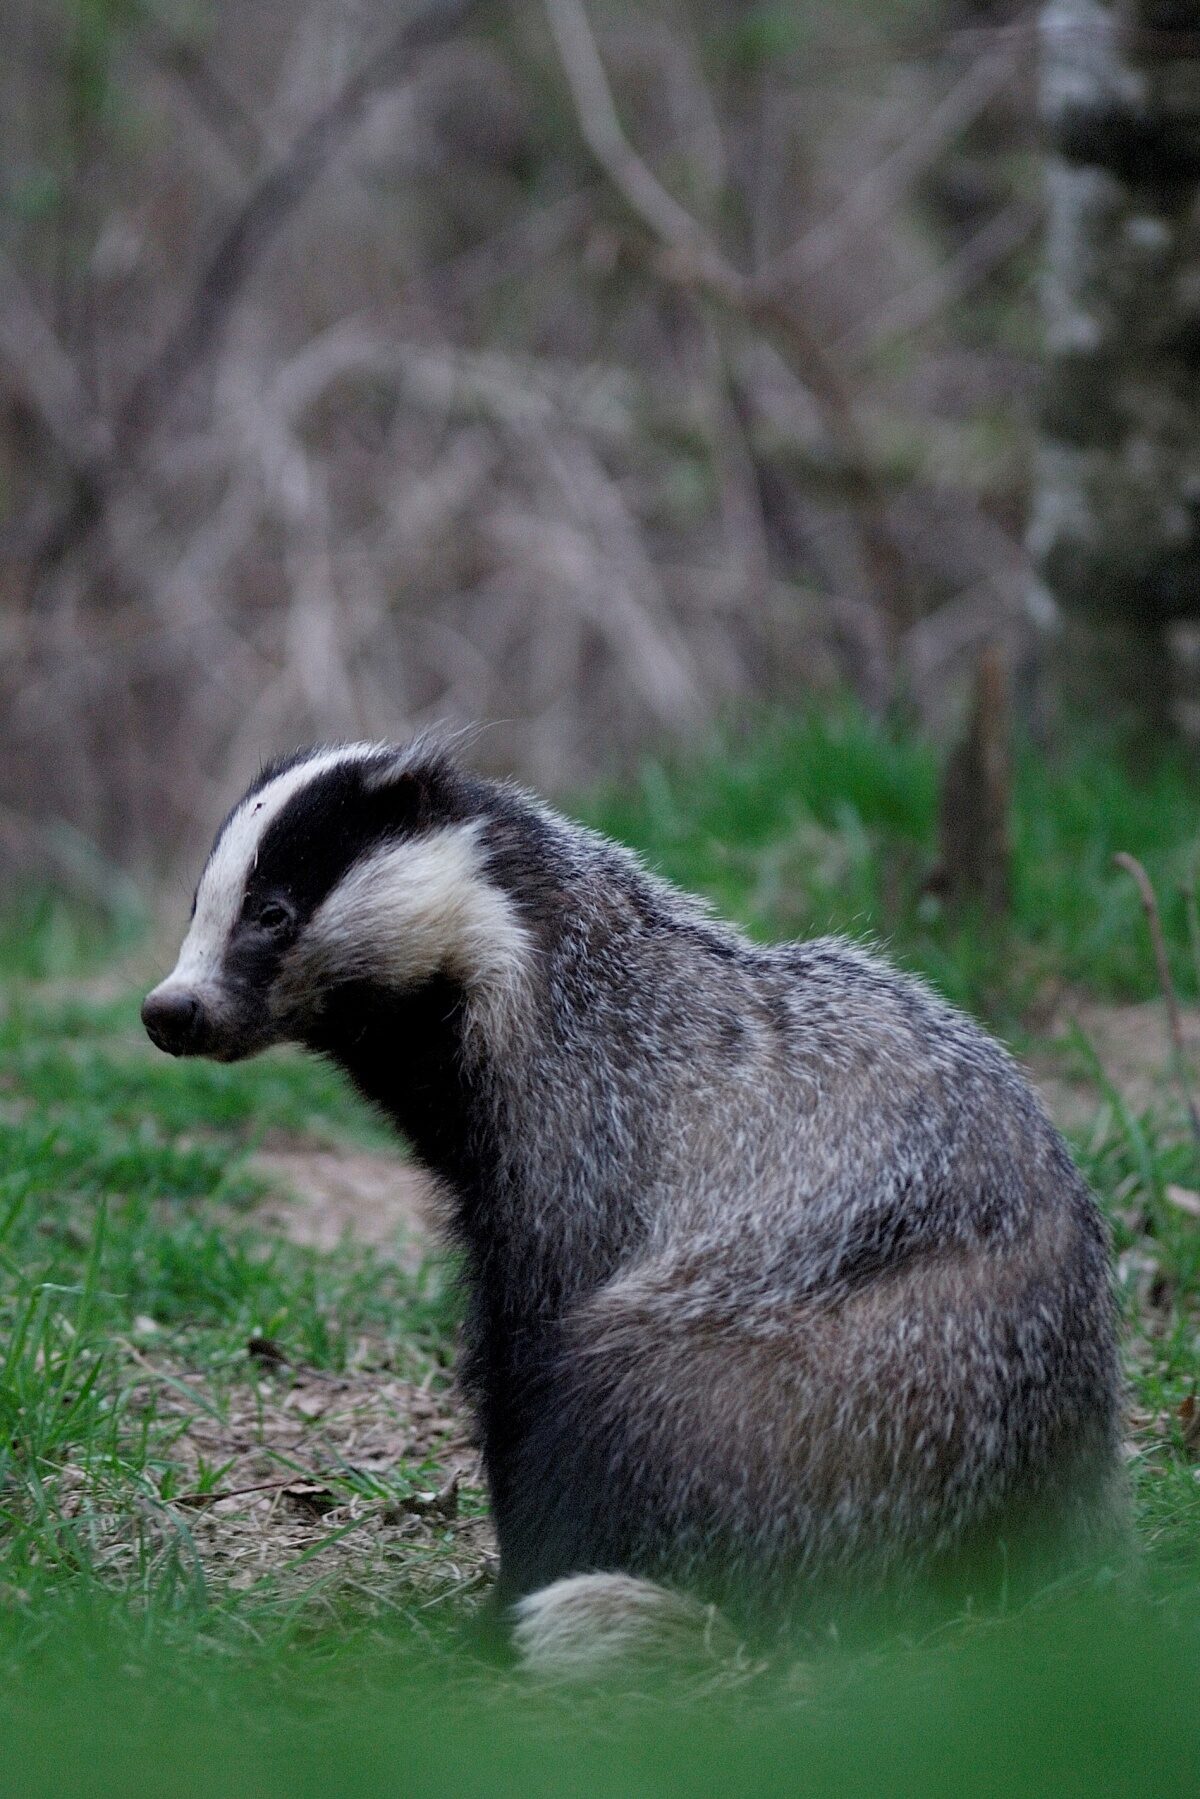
top-left (141, 988), bottom-right (204, 1056)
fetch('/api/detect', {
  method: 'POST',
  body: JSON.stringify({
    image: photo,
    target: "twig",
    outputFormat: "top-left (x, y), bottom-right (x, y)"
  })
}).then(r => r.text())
top-left (844, 200), bottom-right (1039, 357)
top-left (544, 0), bottom-right (712, 257)
top-left (173, 1477), bottom-right (316, 1509)
top-left (421, 189), bottom-right (592, 306)
top-left (1113, 852), bottom-right (1200, 1153)
top-left (148, 32), bottom-right (264, 176)
top-left (0, 254), bottom-right (115, 477)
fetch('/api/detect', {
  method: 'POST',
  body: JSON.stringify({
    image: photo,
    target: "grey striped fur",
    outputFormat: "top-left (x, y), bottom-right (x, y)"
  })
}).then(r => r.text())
top-left (143, 739), bottom-right (1126, 1668)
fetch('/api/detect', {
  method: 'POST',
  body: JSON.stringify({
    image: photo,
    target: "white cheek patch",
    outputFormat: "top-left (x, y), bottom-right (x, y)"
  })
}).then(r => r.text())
top-left (288, 822), bottom-right (531, 1015)
top-left (163, 743), bottom-right (382, 989)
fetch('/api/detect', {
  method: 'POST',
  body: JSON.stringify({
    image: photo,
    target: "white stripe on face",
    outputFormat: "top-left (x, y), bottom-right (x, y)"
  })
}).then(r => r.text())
top-left (164, 744), bottom-right (382, 989)
top-left (290, 821), bottom-right (530, 997)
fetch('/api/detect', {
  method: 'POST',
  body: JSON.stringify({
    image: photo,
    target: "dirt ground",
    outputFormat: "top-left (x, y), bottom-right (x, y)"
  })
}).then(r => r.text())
top-left (90, 1343), bottom-right (492, 1613)
top-left (252, 1147), bottom-right (443, 1266)
top-left (1030, 997), bottom-right (1200, 1136)
top-left (114, 1157), bottom-right (487, 1616)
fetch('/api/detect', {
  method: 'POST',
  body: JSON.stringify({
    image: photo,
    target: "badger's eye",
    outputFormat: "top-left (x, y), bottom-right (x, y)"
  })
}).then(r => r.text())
top-left (249, 898), bottom-right (292, 933)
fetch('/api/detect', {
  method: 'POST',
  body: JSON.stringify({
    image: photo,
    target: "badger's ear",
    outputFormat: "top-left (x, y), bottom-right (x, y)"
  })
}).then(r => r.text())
top-left (361, 753), bottom-right (452, 833)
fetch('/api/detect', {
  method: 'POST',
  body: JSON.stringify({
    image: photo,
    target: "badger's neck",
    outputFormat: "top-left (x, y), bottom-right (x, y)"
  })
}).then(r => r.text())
top-left (304, 933), bottom-right (646, 1290)
top-left (306, 957), bottom-right (643, 1499)
top-left (308, 973), bottom-right (489, 1199)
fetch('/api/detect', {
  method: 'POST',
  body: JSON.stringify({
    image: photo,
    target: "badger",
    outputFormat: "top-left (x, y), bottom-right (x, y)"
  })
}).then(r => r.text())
top-left (142, 736), bottom-right (1124, 1674)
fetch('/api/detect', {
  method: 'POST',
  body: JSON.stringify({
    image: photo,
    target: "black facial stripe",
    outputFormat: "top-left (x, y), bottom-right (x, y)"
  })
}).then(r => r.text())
top-left (239, 752), bottom-right (482, 935)
top-left (208, 746), bottom-right (327, 862)
top-left (217, 930), bottom-right (284, 1029)
top-left (207, 754), bottom-right (417, 1010)
top-left (243, 761), bottom-right (404, 931)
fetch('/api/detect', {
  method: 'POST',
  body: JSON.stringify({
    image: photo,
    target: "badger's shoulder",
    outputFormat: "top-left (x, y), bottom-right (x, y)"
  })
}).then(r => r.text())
top-left (477, 785), bottom-right (748, 966)
top-left (761, 933), bottom-right (1026, 1078)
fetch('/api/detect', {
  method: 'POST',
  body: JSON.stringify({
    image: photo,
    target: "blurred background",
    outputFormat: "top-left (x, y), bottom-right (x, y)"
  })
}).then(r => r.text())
top-left (1, 0), bottom-right (1196, 877)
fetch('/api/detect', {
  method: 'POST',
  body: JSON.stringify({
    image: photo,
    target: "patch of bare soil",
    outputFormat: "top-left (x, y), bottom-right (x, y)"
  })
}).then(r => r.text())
top-left (79, 1346), bottom-right (494, 1613)
top-left (251, 1147), bottom-right (445, 1267)
top-left (126, 1150), bottom-right (491, 1612)
top-left (1031, 997), bottom-right (1200, 1134)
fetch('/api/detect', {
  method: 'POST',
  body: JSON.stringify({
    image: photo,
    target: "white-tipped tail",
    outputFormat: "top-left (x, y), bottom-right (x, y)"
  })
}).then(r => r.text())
top-left (510, 1573), bottom-right (738, 1683)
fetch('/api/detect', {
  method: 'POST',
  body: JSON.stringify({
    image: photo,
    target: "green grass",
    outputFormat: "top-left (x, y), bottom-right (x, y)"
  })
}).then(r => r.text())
top-left (3, 704), bottom-right (1200, 1794)
top-left (5, 1590), bottom-right (1200, 1798)
top-left (584, 706), bottom-right (1200, 1020)
top-left (0, 948), bottom-right (470, 1720)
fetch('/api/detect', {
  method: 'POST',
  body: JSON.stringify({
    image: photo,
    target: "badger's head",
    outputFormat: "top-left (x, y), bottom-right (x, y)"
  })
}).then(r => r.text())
top-left (142, 741), bottom-right (529, 1061)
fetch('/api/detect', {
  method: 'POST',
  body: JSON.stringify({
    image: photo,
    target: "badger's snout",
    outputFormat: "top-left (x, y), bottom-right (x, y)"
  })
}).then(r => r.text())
top-left (142, 986), bottom-right (209, 1056)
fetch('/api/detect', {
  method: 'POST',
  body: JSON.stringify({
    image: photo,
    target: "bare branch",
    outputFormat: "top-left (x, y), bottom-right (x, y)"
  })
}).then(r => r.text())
top-left (845, 200), bottom-right (1039, 357)
top-left (769, 40), bottom-right (1021, 284)
top-left (543, 0), bottom-right (912, 670)
top-left (27, 0), bottom-right (484, 592)
top-left (1185, 855), bottom-right (1200, 1002)
top-left (421, 190), bottom-right (592, 307)
top-left (117, 0), bottom-right (483, 452)
top-left (0, 253), bottom-right (114, 475)
top-left (147, 33), bottom-right (265, 176)
top-left (544, 0), bottom-right (711, 259)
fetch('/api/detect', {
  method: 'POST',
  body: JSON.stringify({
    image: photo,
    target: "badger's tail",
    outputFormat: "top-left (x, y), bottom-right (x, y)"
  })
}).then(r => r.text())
top-left (510, 1573), bottom-right (749, 1684)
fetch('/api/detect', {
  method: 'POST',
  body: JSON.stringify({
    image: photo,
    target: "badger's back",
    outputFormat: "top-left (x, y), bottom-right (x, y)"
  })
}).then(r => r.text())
top-left (424, 811), bottom-right (1123, 1629)
top-left (483, 889), bottom-right (1121, 1625)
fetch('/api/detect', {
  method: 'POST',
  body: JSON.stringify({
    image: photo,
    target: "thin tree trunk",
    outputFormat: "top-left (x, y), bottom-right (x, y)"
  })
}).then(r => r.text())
top-left (1031, 0), bottom-right (1200, 729)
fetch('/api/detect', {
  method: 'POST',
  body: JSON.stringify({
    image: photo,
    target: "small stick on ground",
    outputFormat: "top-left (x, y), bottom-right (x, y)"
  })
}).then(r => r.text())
top-left (1114, 851), bottom-right (1200, 1154)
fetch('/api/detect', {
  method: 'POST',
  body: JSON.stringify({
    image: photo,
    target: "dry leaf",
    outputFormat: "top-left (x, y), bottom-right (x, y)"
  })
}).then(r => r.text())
top-left (285, 1387), bottom-right (330, 1419)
